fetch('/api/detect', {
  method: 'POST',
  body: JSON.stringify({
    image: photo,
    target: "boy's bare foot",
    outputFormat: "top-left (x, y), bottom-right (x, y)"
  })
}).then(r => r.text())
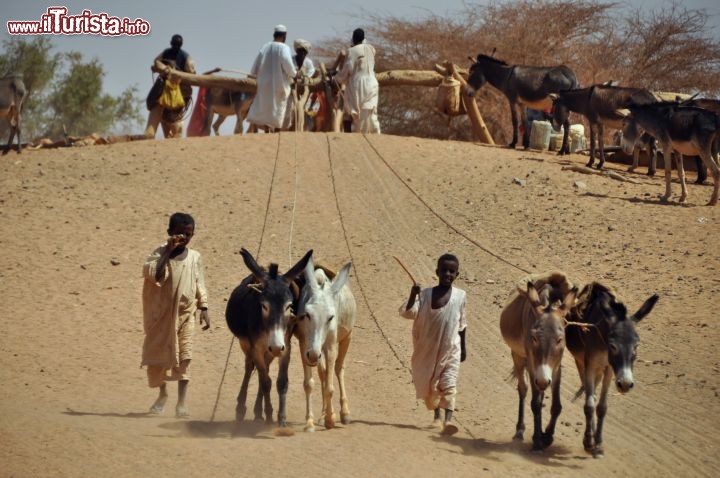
top-left (175, 404), bottom-right (189, 418)
top-left (149, 395), bottom-right (167, 414)
top-left (441, 423), bottom-right (459, 436)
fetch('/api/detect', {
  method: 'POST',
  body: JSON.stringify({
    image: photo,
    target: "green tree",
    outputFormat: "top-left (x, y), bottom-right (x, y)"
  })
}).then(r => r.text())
top-left (45, 52), bottom-right (141, 138)
top-left (1, 37), bottom-right (142, 141)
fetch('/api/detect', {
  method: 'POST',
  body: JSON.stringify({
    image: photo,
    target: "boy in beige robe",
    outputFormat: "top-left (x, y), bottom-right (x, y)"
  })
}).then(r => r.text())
top-left (399, 253), bottom-right (467, 436)
top-left (141, 212), bottom-right (209, 417)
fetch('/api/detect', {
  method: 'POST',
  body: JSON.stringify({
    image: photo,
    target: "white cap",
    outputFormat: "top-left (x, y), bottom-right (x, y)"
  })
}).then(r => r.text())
top-left (274, 24), bottom-right (287, 33)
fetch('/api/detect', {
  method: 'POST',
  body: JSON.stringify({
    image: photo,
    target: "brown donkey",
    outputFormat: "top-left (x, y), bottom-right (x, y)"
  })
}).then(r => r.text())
top-left (500, 272), bottom-right (578, 452)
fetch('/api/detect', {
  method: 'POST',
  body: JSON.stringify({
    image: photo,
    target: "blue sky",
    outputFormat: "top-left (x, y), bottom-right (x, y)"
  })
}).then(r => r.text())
top-left (3, 1), bottom-right (719, 134)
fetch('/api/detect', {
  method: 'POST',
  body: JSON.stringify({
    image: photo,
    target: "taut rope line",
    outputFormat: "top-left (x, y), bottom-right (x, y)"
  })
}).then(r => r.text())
top-left (210, 134), bottom-right (288, 422)
top-left (324, 134), bottom-right (409, 370)
top-left (362, 135), bottom-right (531, 276)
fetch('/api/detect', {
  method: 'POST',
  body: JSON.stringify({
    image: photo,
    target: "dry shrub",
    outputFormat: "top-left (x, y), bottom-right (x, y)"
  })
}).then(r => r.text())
top-left (312, 0), bottom-right (720, 142)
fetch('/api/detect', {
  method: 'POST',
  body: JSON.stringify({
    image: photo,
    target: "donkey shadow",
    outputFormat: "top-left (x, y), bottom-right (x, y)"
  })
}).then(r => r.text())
top-left (355, 417), bottom-right (586, 469)
top-left (63, 408), bottom-right (277, 439)
top-left (433, 434), bottom-right (588, 469)
top-left (159, 419), bottom-right (277, 439)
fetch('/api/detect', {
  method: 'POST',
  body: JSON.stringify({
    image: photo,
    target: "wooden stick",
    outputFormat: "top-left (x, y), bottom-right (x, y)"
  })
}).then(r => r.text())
top-left (564, 319), bottom-right (597, 330)
top-left (392, 256), bottom-right (418, 286)
top-left (219, 68), bottom-right (254, 78)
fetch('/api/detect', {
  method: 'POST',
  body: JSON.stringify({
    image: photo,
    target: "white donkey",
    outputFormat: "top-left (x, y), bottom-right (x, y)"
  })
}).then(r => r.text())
top-left (293, 257), bottom-right (357, 431)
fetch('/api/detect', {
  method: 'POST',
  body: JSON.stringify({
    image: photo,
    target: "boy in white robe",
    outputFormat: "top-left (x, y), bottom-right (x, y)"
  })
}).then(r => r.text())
top-left (399, 253), bottom-right (467, 436)
top-left (141, 212), bottom-right (210, 418)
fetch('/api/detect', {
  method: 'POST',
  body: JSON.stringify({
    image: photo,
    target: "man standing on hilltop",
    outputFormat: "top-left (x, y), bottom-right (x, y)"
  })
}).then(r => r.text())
top-left (335, 28), bottom-right (380, 134)
top-left (145, 34), bottom-right (196, 139)
top-left (246, 24), bottom-right (298, 132)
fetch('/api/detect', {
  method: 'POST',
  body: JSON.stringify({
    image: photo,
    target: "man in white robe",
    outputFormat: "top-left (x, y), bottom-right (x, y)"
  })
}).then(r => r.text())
top-left (247, 25), bottom-right (298, 131)
top-left (335, 28), bottom-right (380, 133)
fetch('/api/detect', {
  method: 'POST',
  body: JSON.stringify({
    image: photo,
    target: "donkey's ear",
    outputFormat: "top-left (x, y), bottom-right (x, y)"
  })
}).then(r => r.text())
top-left (330, 262), bottom-right (352, 296)
top-left (525, 281), bottom-right (541, 307)
top-left (240, 247), bottom-right (265, 282)
top-left (284, 249), bottom-right (314, 282)
top-left (631, 294), bottom-right (659, 323)
top-left (561, 286), bottom-right (579, 310)
top-left (303, 256), bottom-right (320, 293)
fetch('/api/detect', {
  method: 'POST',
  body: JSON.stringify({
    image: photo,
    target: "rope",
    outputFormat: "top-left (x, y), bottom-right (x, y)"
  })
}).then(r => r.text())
top-left (325, 135), bottom-right (408, 370)
top-left (362, 135), bottom-right (531, 276)
top-left (209, 134), bottom-right (285, 422)
top-left (288, 128), bottom-right (300, 265)
top-left (327, 133), bottom-right (535, 439)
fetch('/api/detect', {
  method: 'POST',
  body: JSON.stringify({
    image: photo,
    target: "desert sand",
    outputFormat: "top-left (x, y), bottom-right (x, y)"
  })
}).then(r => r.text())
top-left (1, 132), bottom-right (718, 477)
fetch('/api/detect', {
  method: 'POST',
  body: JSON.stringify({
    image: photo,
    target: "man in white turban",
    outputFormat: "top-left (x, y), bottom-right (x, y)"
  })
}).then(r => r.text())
top-left (247, 24), bottom-right (298, 131)
top-left (282, 38), bottom-right (317, 130)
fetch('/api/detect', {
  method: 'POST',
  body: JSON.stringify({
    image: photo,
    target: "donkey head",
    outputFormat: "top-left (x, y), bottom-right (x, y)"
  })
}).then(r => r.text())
top-left (595, 290), bottom-right (659, 393)
top-left (295, 257), bottom-right (352, 366)
top-left (524, 281), bottom-right (578, 391)
top-left (616, 108), bottom-right (642, 155)
top-left (548, 92), bottom-right (570, 131)
top-left (466, 51), bottom-right (508, 96)
top-left (240, 247), bottom-right (313, 357)
top-left (466, 56), bottom-right (487, 96)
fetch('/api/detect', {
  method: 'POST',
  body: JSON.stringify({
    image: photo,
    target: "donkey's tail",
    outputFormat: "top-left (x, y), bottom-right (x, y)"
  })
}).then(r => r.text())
top-left (572, 387), bottom-right (584, 402)
top-left (506, 367), bottom-right (519, 384)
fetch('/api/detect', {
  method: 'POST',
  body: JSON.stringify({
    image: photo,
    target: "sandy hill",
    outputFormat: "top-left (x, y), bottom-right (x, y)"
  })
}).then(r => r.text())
top-left (1, 132), bottom-right (717, 477)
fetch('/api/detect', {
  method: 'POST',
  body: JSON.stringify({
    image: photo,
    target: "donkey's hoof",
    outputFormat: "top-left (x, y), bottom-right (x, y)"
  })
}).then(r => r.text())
top-left (325, 416), bottom-right (336, 429)
top-left (341, 414), bottom-right (352, 425)
top-left (592, 446), bottom-right (605, 458)
top-left (512, 431), bottom-right (524, 441)
top-left (541, 433), bottom-right (554, 449)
